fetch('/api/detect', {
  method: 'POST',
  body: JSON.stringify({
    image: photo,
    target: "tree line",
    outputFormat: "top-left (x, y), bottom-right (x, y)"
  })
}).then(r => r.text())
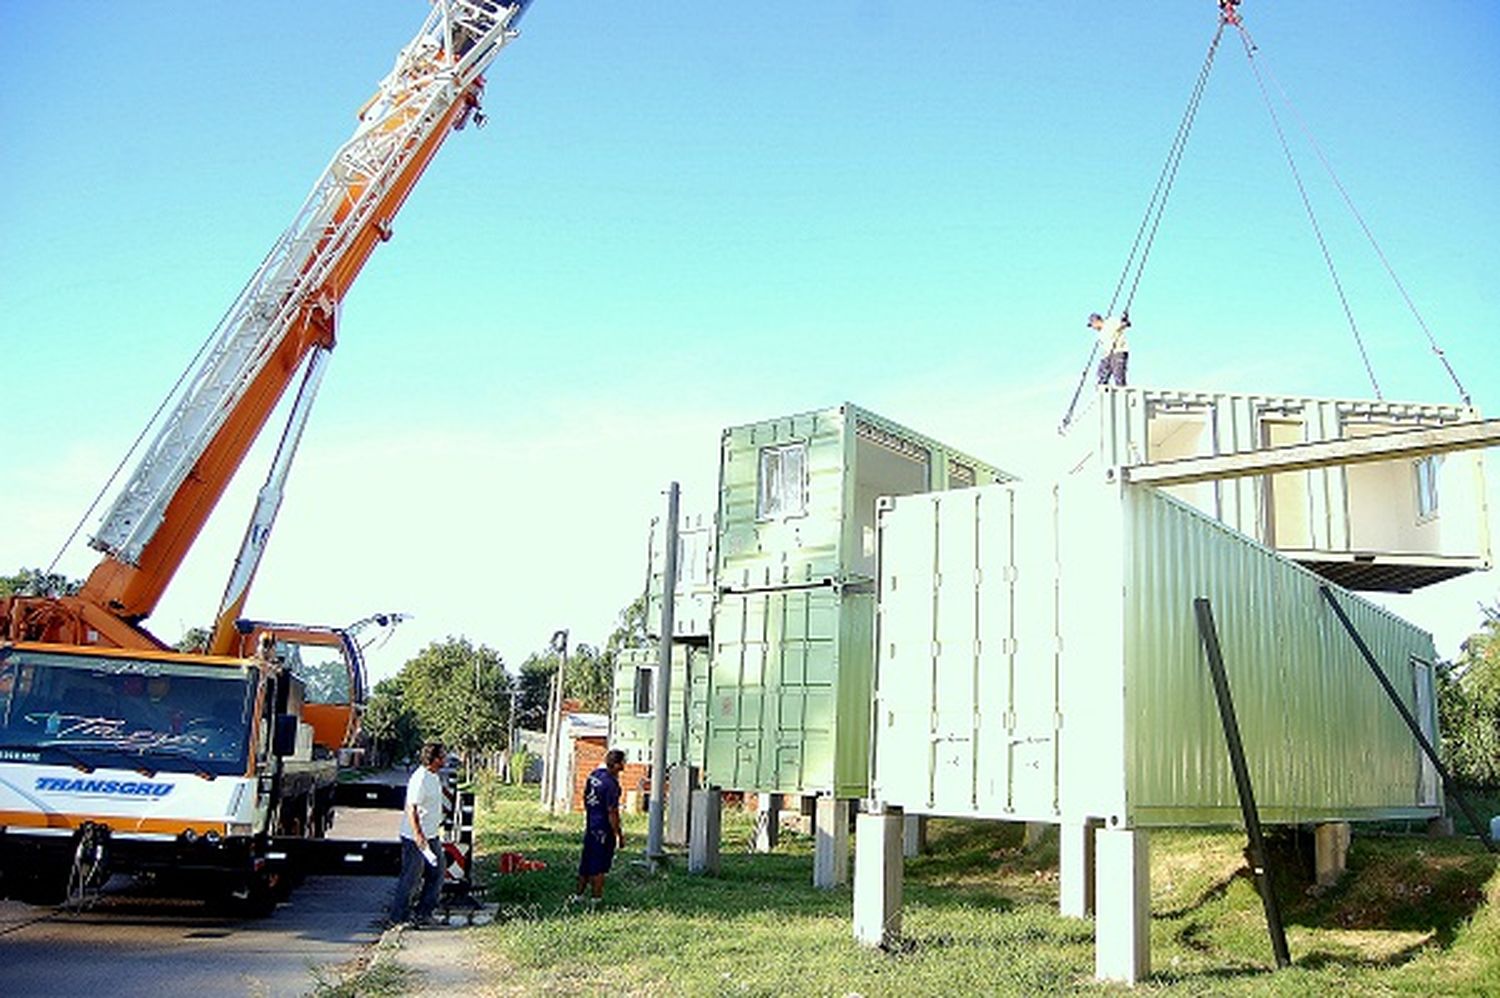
top-left (360, 597), bottom-right (649, 765)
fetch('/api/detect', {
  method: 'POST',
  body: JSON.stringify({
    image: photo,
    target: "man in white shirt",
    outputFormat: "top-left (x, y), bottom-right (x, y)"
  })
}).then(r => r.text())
top-left (388, 740), bottom-right (446, 926)
top-left (1089, 311), bottom-right (1132, 386)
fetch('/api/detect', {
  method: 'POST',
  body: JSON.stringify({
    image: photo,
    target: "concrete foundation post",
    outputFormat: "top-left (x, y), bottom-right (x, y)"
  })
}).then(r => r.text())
top-left (901, 814), bottom-right (927, 858)
top-left (754, 792), bottom-right (781, 853)
top-left (854, 804), bottom-right (904, 948)
top-left (1059, 819), bottom-right (1097, 918)
top-left (813, 797), bottom-right (851, 888)
top-left (665, 764), bottom-right (693, 848)
top-left (688, 788), bottom-right (722, 875)
top-left (1314, 821), bottom-right (1351, 888)
top-left (1427, 815), bottom-right (1455, 838)
top-left (1094, 827), bottom-right (1151, 985)
top-left (1024, 821), bottom-right (1050, 849)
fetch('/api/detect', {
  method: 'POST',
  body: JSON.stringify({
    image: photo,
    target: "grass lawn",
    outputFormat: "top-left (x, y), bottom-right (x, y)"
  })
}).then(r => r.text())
top-left (462, 782), bottom-right (1499, 996)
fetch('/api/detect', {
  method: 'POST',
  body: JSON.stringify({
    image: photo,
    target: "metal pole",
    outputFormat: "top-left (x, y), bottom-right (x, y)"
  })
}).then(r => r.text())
top-left (646, 482), bottom-right (680, 861)
top-left (1319, 586), bottom-right (1496, 853)
top-left (547, 629), bottom-right (569, 815)
top-left (1193, 597), bottom-right (1292, 969)
top-left (539, 672), bottom-right (556, 806)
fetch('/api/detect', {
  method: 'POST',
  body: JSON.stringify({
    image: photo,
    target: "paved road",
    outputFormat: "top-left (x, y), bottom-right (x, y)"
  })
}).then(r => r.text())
top-left (0, 807), bottom-right (402, 998)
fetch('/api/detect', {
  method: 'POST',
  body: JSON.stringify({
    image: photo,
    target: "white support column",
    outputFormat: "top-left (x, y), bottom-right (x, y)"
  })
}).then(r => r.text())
top-left (854, 804), bottom-right (904, 948)
top-left (901, 814), bottom-right (928, 859)
top-left (754, 792), bottom-right (781, 853)
top-left (1314, 822), bottom-right (1351, 888)
top-left (665, 764), bottom-right (693, 848)
top-left (688, 788), bottom-right (722, 875)
top-left (1094, 827), bottom-right (1151, 985)
top-left (1059, 819), bottom-right (1097, 918)
top-left (814, 797), bottom-right (851, 889)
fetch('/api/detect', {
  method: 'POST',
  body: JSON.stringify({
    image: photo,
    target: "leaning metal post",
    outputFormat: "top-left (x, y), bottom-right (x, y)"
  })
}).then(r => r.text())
top-left (1193, 597), bottom-right (1292, 969)
top-left (1319, 586), bottom-right (1496, 853)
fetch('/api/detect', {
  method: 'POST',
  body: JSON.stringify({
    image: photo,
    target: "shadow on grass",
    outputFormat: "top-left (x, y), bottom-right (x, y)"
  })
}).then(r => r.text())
top-left (1156, 830), bottom-right (1496, 974)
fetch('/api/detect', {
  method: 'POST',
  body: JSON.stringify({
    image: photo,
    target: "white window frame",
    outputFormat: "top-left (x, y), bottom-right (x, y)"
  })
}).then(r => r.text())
top-left (633, 665), bottom-right (655, 716)
top-left (1414, 454), bottom-right (1442, 522)
top-left (757, 442), bottom-right (809, 521)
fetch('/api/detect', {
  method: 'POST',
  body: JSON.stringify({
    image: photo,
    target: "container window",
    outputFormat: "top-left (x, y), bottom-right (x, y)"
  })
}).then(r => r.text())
top-left (757, 443), bottom-right (808, 519)
top-left (1415, 455), bottom-right (1442, 520)
top-left (633, 666), bottom-right (655, 716)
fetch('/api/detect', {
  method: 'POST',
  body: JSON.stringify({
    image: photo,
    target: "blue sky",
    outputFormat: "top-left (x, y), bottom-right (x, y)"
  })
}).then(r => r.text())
top-left (1, 1), bottom-right (1496, 678)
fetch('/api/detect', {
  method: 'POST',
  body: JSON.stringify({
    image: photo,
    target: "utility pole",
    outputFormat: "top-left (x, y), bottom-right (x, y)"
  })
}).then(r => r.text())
top-left (544, 628), bottom-right (569, 814)
top-left (645, 482), bottom-right (679, 862)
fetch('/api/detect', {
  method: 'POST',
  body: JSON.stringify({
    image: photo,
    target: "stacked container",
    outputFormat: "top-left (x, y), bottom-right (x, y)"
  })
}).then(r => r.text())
top-left (609, 643), bottom-right (708, 771)
top-left (706, 403), bottom-right (1008, 797)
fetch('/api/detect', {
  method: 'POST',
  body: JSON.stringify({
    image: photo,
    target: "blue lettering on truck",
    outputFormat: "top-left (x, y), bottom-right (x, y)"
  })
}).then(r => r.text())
top-left (34, 777), bottom-right (174, 798)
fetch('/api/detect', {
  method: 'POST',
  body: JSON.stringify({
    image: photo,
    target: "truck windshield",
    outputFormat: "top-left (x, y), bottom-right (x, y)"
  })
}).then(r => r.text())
top-left (0, 649), bottom-right (256, 776)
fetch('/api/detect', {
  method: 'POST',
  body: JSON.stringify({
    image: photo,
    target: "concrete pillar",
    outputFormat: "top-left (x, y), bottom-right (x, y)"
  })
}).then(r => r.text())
top-left (1094, 827), bottom-right (1150, 985)
top-left (754, 792), bottom-right (781, 853)
top-left (1059, 819), bottom-right (1097, 918)
top-left (1314, 822), bottom-right (1351, 888)
top-left (688, 788), bottom-right (722, 875)
top-left (1024, 821), bottom-right (1050, 850)
top-left (901, 814), bottom-right (928, 859)
top-left (813, 797), bottom-right (851, 889)
top-left (854, 804), bottom-right (904, 949)
top-left (665, 764), bottom-right (694, 848)
top-left (1427, 815), bottom-right (1455, 839)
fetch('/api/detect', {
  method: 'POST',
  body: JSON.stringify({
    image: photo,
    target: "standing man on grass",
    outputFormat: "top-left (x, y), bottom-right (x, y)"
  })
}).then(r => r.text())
top-left (574, 749), bottom-right (626, 907)
top-left (388, 740), bottom-right (446, 927)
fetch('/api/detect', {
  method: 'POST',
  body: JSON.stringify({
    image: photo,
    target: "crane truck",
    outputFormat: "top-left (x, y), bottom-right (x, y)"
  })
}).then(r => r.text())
top-left (0, 0), bottom-right (534, 906)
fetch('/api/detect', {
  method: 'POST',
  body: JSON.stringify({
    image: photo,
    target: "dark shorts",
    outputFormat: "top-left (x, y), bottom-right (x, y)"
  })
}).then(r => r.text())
top-left (578, 826), bottom-right (616, 877)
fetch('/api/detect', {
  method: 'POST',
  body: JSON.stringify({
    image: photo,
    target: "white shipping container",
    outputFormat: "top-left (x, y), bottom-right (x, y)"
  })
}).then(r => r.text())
top-left (871, 479), bottom-right (1442, 829)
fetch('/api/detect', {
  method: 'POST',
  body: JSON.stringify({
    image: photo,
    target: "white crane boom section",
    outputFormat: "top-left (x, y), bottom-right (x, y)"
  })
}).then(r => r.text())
top-left (91, 1), bottom-right (531, 566)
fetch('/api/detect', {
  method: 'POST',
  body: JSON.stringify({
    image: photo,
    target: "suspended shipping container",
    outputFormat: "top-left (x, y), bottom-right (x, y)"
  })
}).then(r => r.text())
top-left (1086, 386), bottom-right (1490, 592)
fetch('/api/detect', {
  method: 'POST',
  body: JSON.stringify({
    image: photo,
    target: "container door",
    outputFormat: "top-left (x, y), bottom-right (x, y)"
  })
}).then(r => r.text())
top-left (929, 492), bottom-right (980, 809)
top-left (872, 494), bottom-right (942, 809)
top-left (707, 594), bottom-right (767, 791)
top-left (1412, 659), bottom-right (1439, 806)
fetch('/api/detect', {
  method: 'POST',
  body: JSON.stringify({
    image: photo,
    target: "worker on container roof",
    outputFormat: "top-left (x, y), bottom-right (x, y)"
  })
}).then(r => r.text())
top-left (1089, 311), bottom-right (1132, 387)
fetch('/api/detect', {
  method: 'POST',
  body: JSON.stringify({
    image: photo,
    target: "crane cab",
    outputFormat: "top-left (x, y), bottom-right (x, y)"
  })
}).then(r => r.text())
top-left (229, 623), bottom-right (364, 754)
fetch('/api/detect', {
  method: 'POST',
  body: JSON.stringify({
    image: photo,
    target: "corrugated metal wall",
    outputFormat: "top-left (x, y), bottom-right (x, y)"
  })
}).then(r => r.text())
top-left (705, 403), bottom-right (1004, 797)
top-left (871, 479), bottom-right (1442, 828)
top-left (608, 644), bottom-right (708, 771)
top-left (1120, 484), bottom-right (1440, 825)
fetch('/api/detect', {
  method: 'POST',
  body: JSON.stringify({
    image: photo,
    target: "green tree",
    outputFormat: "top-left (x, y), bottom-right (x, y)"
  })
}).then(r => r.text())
top-left (363, 675), bottom-right (422, 763)
top-left (398, 637), bottom-right (512, 765)
top-left (175, 626), bottom-right (211, 654)
top-left (0, 568), bottom-right (83, 598)
top-left (1439, 602), bottom-right (1500, 786)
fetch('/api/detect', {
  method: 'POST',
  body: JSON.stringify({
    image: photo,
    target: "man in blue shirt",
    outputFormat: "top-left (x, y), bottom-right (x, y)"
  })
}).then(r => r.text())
top-left (574, 749), bottom-right (625, 905)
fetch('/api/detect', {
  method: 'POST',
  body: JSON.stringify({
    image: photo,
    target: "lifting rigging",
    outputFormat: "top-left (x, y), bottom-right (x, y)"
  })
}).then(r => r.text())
top-left (1058, 0), bottom-right (1471, 432)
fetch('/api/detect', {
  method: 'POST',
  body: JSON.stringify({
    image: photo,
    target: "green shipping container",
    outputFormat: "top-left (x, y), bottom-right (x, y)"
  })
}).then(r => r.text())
top-left (707, 403), bottom-right (1009, 796)
top-left (609, 644), bottom-right (708, 771)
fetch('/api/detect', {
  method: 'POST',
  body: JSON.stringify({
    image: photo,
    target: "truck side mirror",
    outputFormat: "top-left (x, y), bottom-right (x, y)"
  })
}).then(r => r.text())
top-left (272, 714), bottom-right (299, 757)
